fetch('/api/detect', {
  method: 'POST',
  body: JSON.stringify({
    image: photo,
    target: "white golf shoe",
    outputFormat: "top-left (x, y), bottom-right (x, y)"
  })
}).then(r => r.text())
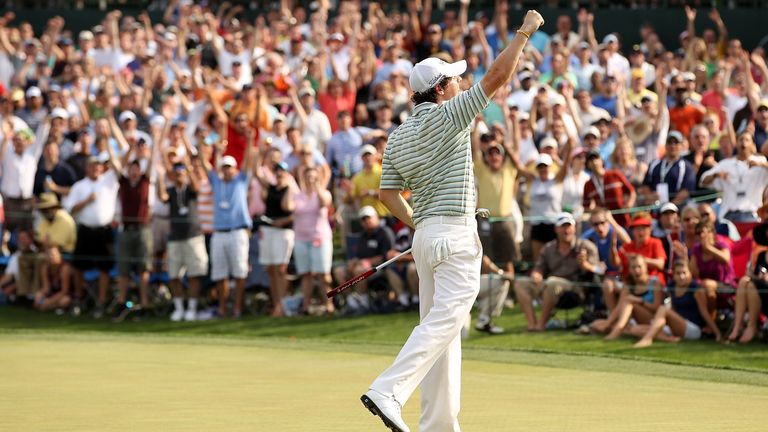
top-left (170, 308), bottom-right (184, 322)
top-left (361, 389), bottom-right (410, 432)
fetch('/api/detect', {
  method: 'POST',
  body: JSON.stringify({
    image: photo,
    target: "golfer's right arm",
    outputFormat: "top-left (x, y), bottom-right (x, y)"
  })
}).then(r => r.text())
top-left (480, 11), bottom-right (544, 97)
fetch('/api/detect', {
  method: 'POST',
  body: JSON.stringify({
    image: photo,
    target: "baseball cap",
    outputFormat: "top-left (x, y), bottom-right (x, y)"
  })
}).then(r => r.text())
top-left (118, 111), bottom-right (137, 123)
top-left (586, 149), bottom-right (601, 161)
top-left (602, 34), bottom-right (619, 45)
top-left (582, 126), bottom-right (601, 139)
top-left (275, 161), bottom-right (289, 172)
top-left (298, 87), bottom-right (316, 97)
top-left (682, 72), bottom-right (696, 82)
top-left (92, 25), bottom-right (105, 34)
top-left (486, 142), bottom-right (505, 155)
top-left (660, 202), bottom-right (679, 214)
top-left (517, 111), bottom-right (530, 121)
top-left (358, 205), bottom-right (377, 219)
top-left (536, 153), bottom-right (553, 167)
top-left (540, 137), bottom-right (558, 150)
top-left (25, 86), bottom-right (42, 98)
top-left (273, 113), bottom-right (287, 123)
top-left (328, 32), bottom-right (344, 42)
top-left (219, 155), bottom-right (238, 168)
top-left (360, 144), bottom-right (377, 156)
top-left (667, 130), bottom-right (684, 143)
top-left (86, 155), bottom-right (101, 165)
top-left (409, 57), bottom-right (467, 93)
top-left (550, 94), bottom-right (566, 106)
top-left (631, 68), bottom-right (645, 80)
top-left (50, 107), bottom-right (69, 120)
top-left (517, 71), bottom-right (533, 81)
top-left (758, 99), bottom-right (768, 110)
top-left (578, 41), bottom-right (591, 50)
top-left (571, 146), bottom-right (587, 158)
top-left (555, 212), bottom-right (576, 227)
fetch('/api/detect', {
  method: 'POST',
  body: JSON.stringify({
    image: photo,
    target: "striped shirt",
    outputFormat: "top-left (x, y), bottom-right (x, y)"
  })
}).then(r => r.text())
top-left (380, 83), bottom-right (490, 225)
top-left (196, 177), bottom-right (215, 234)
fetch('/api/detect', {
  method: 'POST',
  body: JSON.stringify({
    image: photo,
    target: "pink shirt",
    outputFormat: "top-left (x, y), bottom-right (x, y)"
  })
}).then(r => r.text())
top-left (293, 190), bottom-right (332, 242)
top-left (249, 177), bottom-right (266, 217)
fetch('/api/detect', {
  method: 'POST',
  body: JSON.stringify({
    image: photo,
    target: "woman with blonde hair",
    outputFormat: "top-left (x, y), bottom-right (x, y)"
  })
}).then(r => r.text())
top-left (609, 135), bottom-right (647, 186)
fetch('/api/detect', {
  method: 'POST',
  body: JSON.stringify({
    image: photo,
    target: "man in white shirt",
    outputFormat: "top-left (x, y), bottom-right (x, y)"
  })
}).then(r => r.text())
top-left (0, 125), bottom-right (45, 232)
top-left (287, 87), bottom-right (332, 153)
top-left (575, 89), bottom-right (611, 130)
top-left (506, 71), bottom-right (538, 113)
top-left (602, 34), bottom-right (630, 79)
top-left (63, 155), bottom-right (120, 318)
top-left (700, 132), bottom-right (768, 222)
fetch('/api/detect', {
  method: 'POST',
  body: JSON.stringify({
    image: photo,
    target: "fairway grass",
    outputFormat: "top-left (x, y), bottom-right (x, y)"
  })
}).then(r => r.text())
top-left (2, 332), bottom-right (768, 432)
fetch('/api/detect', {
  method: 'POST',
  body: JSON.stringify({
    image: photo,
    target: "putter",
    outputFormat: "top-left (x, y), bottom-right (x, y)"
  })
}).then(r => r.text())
top-left (327, 208), bottom-right (490, 298)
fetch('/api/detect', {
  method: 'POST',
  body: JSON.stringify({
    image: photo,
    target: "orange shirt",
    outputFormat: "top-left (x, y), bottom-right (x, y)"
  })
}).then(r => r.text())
top-left (317, 88), bottom-right (357, 132)
top-left (669, 104), bottom-right (704, 138)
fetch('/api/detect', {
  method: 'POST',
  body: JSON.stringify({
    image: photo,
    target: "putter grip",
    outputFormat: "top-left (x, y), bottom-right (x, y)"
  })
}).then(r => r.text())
top-left (327, 268), bottom-right (376, 298)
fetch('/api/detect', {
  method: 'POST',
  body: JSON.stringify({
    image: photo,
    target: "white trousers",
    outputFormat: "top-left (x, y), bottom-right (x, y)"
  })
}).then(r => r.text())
top-left (370, 216), bottom-right (482, 432)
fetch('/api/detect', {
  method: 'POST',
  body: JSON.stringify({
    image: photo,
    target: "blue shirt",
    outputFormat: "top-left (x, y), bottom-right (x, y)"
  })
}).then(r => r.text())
top-left (582, 225), bottom-right (624, 272)
top-left (325, 127), bottom-right (370, 176)
top-left (643, 157), bottom-right (696, 196)
top-left (592, 95), bottom-right (618, 117)
top-left (209, 171), bottom-right (252, 231)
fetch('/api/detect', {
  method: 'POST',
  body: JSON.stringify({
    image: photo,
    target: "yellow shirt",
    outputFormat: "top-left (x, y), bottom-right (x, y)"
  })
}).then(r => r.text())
top-left (627, 88), bottom-right (658, 107)
top-left (352, 164), bottom-right (390, 217)
top-left (36, 209), bottom-right (77, 253)
top-left (474, 154), bottom-right (518, 217)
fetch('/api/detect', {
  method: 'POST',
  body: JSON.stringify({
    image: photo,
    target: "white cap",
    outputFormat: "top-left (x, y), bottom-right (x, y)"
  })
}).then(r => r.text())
top-left (164, 32), bottom-right (177, 42)
top-left (149, 115), bottom-right (166, 128)
top-left (218, 155), bottom-right (238, 168)
top-left (298, 87), bottom-right (316, 97)
top-left (550, 94), bottom-right (566, 106)
top-left (555, 212), bottom-right (576, 227)
top-left (536, 153), bottom-right (553, 167)
top-left (50, 107), bottom-right (69, 119)
top-left (359, 144), bottom-right (377, 156)
top-left (517, 71), bottom-right (533, 81)
top-left (25, 86), bottom-right (42, 98)
top-left (328, 32), bottom-right (345, 42)
top-left (660, 202), bottom-right (679, 214)
top-left (603, 34), bottom-right (619, 45)
top-left (540, 137), bottom-right (558, 150)
top-left (682, 71), bottom-right (696, 82)
top-left (79, 30), bottom-right (94, 41)
top-left (582, 126), bottom-right (601, 139)
top-left (118, 111), bottom-right (137, 123)
top-left (358, 205), bottom-right (378, 219)
top-left (409, 57), bottom-right (467, 93)
top-left (517, 111), bottom-right (530, 121)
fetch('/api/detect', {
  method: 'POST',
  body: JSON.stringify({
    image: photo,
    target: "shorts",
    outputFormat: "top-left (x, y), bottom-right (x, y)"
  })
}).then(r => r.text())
top-left (293, 239), bottom-right (332, 274)
top-left (259, 226), bottom-right (294, 266)
top-left (152, 217), bottom-right (170, 255)
top-left (516, 276), bottom-right (583, 301)
top-left (117, 226), bottom-right (153, 276)
top-left (530, 223), bottom-right (556, 243)
top-left (167, 235), bottom-right (209, 279)
top-left (478, 219), bottom-right (521, 264)
top-left (663, 320), bottom-right (702, 340)
top-left (210, 229), bottom-right (249, 281)
top-left (72, 225), bottom-right (114, 272)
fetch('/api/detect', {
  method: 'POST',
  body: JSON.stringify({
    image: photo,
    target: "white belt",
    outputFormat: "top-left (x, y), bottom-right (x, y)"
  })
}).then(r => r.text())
top-left (417, 215), bottom-right (476, 229)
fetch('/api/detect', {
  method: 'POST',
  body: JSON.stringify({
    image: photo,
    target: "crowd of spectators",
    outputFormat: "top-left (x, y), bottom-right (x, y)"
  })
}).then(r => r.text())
top-left (0, 1), bottom-right (767, 345)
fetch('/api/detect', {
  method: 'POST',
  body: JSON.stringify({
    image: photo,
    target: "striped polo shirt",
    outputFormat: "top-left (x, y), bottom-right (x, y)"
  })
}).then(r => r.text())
top-left (380, 83), bottom-right (490, 226)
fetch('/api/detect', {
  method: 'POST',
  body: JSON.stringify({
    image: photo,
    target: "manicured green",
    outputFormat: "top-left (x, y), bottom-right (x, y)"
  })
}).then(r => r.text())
top-left (1, 306), bottom-right (767, 373)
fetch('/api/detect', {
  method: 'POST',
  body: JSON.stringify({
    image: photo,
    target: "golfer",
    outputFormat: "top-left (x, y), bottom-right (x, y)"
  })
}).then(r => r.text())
top-left (361, 10), bottom-right (544, 432)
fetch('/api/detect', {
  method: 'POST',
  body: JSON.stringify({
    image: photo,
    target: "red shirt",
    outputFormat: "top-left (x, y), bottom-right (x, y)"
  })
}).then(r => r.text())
top-left (119, 175), bottom-right (150, 226)
top-left (669, 104), bottom-right (704, 138)
top-left (619, 237), bottom-right (667, 285)
top-left (225, 124), bottom-right (250, 167)
top-left (582, 170), bottom-right (635, 227)
top-left (700, 90), bottom-right (724, 128)
top-left (317, 88), bottom-right (357, 132)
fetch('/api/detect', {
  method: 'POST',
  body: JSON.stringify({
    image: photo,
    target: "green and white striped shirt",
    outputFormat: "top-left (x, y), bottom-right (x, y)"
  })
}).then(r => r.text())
top-left (381, 83), bottom-right (490, 226)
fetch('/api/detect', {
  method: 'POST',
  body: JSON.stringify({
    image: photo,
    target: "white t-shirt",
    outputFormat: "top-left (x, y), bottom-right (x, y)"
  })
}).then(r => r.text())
top-left (700, 156), bottom-right (768, 218)
top-left (63, 170), bottom-right (120, 227)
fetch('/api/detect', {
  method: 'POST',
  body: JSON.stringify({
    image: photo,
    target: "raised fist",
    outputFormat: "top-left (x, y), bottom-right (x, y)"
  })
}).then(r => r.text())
top-left (520, 10), bottom-right (545, 35)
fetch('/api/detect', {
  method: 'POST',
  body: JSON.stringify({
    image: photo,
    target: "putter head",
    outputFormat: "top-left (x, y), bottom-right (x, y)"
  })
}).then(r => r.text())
top-left (476, 208), bottom-right (490, 218)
